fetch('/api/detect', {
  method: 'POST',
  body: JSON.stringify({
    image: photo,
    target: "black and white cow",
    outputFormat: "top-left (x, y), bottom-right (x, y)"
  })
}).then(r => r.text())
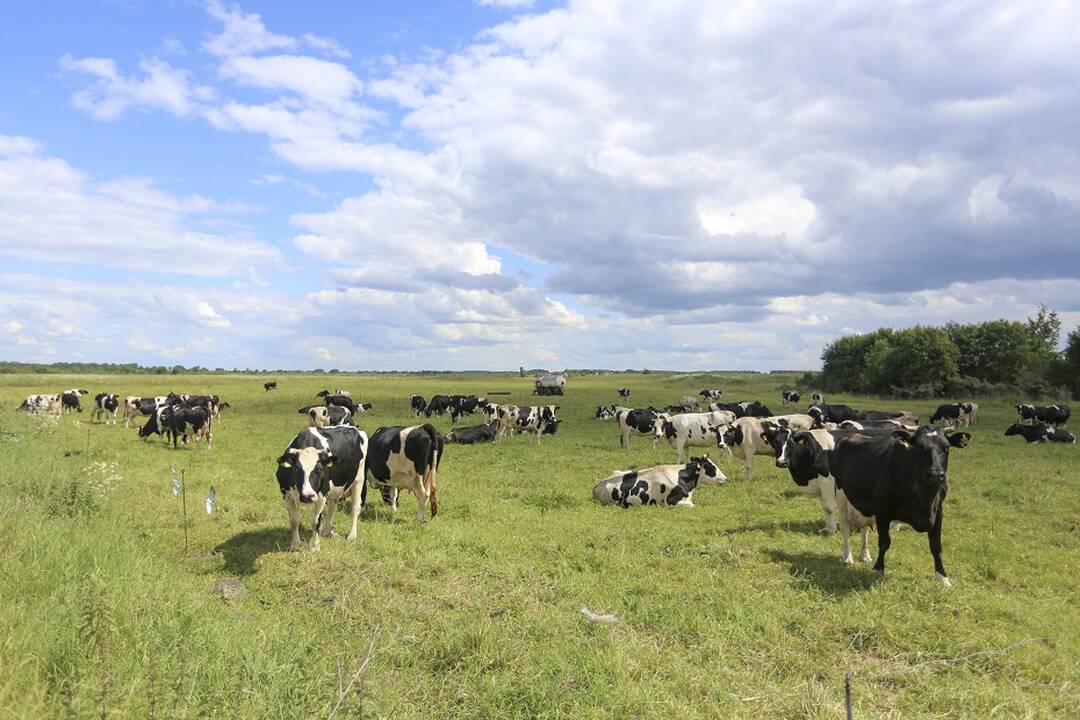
top-left (713, 414), bottom-right (815, 481)
top-left (410, 395), bottom-right (427, 416)
top-left (316, 388), bottom-right (351, 398)
top-left (323, 394), bottom-right (358, 414)
top-left (264, 381), bottom-right (278, 392)
top-left (61, 389), bottom-right (87, 414)
top-left (615, 407), bottom-right (668, 449)
top-left (1005, 423), bottom-right (1076, 444)
top-left (1016, 403), bottom-right (1070, 428)
top-left (276, 425), bottom-right (369, 551)
top-left (92, 393), bottom-right (119, 424)
top-left (761, 425), bottom-right (839, 534)
top-left (165, 406), bottom-right (213, 449)
top-left (655, 410), bottom-right (737, 462)
top-left (831, 427), bottom-right (970, 586)
top-left (595, 404), bottom-right (619, 420)
top-left (617, 388), bottom-right (632, 401)
top-left (592, 456), bottom-right (726, 508)
top-left (811, 392), bottom-right (825, 404)
top-left (300, 405), bottom-right (354, 428)
top-left (929, 403), bottom-right (965, 428)
top-left (446, 422), bottom-right (498, 444)
top-left (699, 389), bottom-right (723, 399)
top-left (17, 394), bottom-right (62, 418)
top-left (961, 402), bottom-right (978, 426)
top-left (710, 401), bottom-right (773, 419)
top-left (515, 405), bottom-right (560, 443)
top-left (365, 424), bottom-right (444, 522)
top-left (781, 390), bottom-right (801, 406)
top-left (449, 395), bottom-right (486, 423)
top-left (125, 396), bottom-right (164, 427)
top-left (425, 394), bottom-right (452, 417)
top-left (491, 404), bottom-right (521, 438)
top-left (138, 406), bottom-right (172, 443)
top-left (807, 403), bottom-right (862, 425)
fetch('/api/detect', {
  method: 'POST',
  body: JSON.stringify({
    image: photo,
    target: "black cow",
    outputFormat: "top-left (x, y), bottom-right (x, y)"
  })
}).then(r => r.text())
top-left (425, 394), bottom-right (452, 417)
top-left (410, 394), bottom-right (428, 416)
top-left (324, 394), bottom-right (358, 414)
top-left (617, 388), bottom-right (632, 401)
top-left (781, 390), bottom-right (801, 406)
top-left (92, 393), bottom-right (119, 424)
top-left (710, 401), bottom-right (772, 419)
top-left (831, 427), bottom-right (970, 586)
top-left (264, 381), bottom-right (278, 392)
top-left (1016, 403), bottom-right (1070, 428)
top-left (449, 395), bottom-right (485, 423)
top-left (61, 390), bottom-right (84, 414)
top-left (138, 406), bottom-right (172, 443)
top-left (808, 403), bottom-right (862, 425)
top-left (276, 425), bottom-right (369, 551)
top-left (366, 425), bottom-right (444, 522)
top-left (446, 422), bottom-right (498, 444)
top-left (165, 406), bottom-right (213, 449)
top-left (1005, 423), bottom-right (1076, 444)
top-left (930, 403), bottom-right (964, 427)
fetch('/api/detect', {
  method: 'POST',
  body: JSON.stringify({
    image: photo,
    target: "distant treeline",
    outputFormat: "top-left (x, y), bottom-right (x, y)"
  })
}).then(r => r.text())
top-left (805, 305), bottom-right (1080, 399)
top-left (0, 362), bottom-right (758, 376)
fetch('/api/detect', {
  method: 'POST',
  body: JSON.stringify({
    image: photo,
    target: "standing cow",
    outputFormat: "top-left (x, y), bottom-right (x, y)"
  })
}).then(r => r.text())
top-left (616, 407), bottom-right (668, 449)
top-left (92, 393), bottom-right (120, 424)
top-left (276, 425), bottom-right (369, 551)
top-left (365, 425), bottom-right (444, 522)
top-left (781, 390), bottom-right (801, 407)
top-left (410, 394), bottom-right (427, 416)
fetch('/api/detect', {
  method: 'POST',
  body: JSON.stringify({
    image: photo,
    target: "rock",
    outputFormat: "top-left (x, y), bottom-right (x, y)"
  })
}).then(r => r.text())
top-left (211, 578), bottom-right (247, 600)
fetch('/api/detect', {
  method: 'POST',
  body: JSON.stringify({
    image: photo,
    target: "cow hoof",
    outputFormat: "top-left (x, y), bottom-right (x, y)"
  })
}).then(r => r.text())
top-left (820, 526), bottom-right (836, 535)
top-left (346, 531), bottom-right (357, 541)
top-left (320, 529), bottom-right (336, 538)
top-left (861, 554), bottom-right (872, 564)
top-left (288, 543), bottom-right (301, 552)
top-left (935, 573), bottom-right (953, 588)
top-left (842, 556), bottom-right (854, 566)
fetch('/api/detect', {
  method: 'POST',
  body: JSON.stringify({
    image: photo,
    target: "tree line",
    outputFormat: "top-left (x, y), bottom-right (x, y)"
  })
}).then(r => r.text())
top-left (811, 305), bottom-right (1079, 399)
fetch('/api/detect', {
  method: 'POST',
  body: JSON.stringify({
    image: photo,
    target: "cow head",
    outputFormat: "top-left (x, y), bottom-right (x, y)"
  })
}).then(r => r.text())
top-left (759, 422), bottom-right (789, 465)
top-left (893, 427), bottom-right (970, 484)
top-left (656, 419), bottom-right (677, 442)
top-left (713, 423), bottom-right (740, 457)
top-left (808, 406), bottom-right (827, 428)
top-left (316, 390), bottom-right (330, 398)
top-left (276, 446), bottom-right (335, 502)
top-left (682, 455), bottom-right (727, 487)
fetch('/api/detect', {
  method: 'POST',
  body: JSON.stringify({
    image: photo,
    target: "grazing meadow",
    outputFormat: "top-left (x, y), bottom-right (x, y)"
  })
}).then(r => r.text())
top-left (0, 372), bottom-right (1077, 719)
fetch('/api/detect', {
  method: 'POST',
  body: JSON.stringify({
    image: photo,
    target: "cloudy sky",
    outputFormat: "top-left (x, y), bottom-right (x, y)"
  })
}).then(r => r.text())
top-left (2, 1), bottom-right (1078, 371)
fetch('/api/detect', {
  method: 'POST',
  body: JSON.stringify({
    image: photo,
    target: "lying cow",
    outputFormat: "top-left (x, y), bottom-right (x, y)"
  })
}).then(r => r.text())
top-left (714, 415), bottom-right (815, 481)
top-left (299, 405), bottom-right (354, 428)
top-left (699, 389), bottom-right (722, 399)
top-left (592, 455), bottom-right (726, 508)
top-left (276, 425), bottom-right (369, 551)
top-left (365, 424), bottom-right (444, 522)
top-left (595, 404), bottom-right (621, 420)
top-left (616, 407), bottom-right (668, 449)
top-left (1004, 423), bottom-right (1076, 444)
top-left (92, 393), bottom-right (119, 424)
top-left (656, 410), bottom-right (736, 462)
top-left (17, 394), bottom-right (62, 418)
top-left (410, 394), bottom-right (427, 416)
top-left (781, 390), bottom-right (801, 406)
top-left (710, 401), bottom-right (773, 419)
top-left (832, 427), bottom-right (970, 586)
top-left (446, 422), bottom-right (498, 444)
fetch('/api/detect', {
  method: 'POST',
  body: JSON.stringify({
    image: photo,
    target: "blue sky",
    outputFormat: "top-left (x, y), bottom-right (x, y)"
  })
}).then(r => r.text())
top-left (2, 1), bottom-right (1079, 370)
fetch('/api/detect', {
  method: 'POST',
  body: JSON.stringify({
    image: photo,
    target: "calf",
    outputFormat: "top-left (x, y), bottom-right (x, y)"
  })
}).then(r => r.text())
top-left (1004, 423), bottom-right (1076, 444)
top-left (656, 410), bottom-right (737, 462)
top-left (276, 425), bottom-right (369, 551)
top-left (446, 422), bottom-right (498, 444)
top-left (593, 456), bottom-right (726, 508)
top-left (714, 414), bottom-right (815, 481)
top-left (699, 389), bottom-right (722, 399)
top-left (929, 404), bottom-right (965, 428)
top-left (410, 394), bottom-right (428, 416)
top-left (300, 405), bottom-right (354, 428)
top-left (515, 405), bottom-right (560, 443)
top-left (616, 407), bottom-right (668, 449)
top-left (617, 388), bottom-right (632, 401)
top-left (264, 381), bottom-right (278, 392)
top-left (92, 393), bottom-right (119, 424)
top-left (781, 390), bottom-right (801, 406)
top-left (831, 427), bottom-right (970, 585)
top-left (365, 424), bottom-right (444, 522)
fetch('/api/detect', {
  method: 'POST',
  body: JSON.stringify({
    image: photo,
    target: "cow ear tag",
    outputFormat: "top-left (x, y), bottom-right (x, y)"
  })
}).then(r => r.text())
top-left (281, 461), bottom-right (292, 468)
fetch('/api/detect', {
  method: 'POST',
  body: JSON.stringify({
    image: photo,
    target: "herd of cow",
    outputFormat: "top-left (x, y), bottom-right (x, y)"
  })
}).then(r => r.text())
top-left (13, 381), bottom-right (1074, 586)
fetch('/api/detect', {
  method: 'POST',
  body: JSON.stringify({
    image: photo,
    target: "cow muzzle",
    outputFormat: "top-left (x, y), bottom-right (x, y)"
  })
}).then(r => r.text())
top-left (775, 458), bottom-right (789, 468)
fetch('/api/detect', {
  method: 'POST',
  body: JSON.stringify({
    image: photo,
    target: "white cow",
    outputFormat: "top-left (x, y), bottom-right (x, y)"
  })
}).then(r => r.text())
top-left (592, 455), bottom-right (727, 508)
top-left (714, 414), bottom-right (815, 481)
top-left (655, 410), bottom-right (737, 462)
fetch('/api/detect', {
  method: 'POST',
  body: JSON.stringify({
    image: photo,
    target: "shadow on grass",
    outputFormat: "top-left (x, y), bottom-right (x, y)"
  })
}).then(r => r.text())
top-left (215, 527), bottom-right (289, 576)
top-left (728, 519), bottom-right (823, 535)
top-left (766, 549), bottom-right (880, 596)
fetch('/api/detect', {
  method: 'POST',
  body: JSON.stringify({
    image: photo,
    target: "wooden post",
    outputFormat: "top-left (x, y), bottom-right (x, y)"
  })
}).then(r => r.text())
top-left (845, 672), bottom-right (853, 720)
top-left (180, 469), bottom-right (189, 553)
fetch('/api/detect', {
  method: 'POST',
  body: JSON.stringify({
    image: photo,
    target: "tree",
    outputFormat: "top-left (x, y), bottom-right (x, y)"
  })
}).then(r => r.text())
top-left (1064, 327), bottom-right (1080, 400)
top-left (1027, 304), bottom-right (1061, 356)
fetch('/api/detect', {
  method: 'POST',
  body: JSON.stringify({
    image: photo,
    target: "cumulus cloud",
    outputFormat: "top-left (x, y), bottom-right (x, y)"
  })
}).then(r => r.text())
top-left (59, 55), bottom-right (214, 120)
top-left (0, 136), bottom-right (279, 276)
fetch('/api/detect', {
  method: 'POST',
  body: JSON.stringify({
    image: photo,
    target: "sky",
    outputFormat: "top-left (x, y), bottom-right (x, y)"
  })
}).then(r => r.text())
top-left (1, 0), bottom-right (1079, 371)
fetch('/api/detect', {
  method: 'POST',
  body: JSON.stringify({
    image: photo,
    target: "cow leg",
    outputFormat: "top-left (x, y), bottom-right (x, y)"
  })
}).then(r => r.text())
top-left (929, 515), bottom-right (951, 587)
top-left (412, 479), bottom-right (429, 523)
top-left (320, 497), bottom-right (338, 537)
top-left (860, 524), bottom-right (872, 563)
top-left (426, 467), bottom-right (439, 518)
top-left (873, 516), bottom-right (892, 574)
top-left (347, 479), bottom-right (364, 541)
top-left (818, 476), bottom-right (837, 534)
top-left (284, 496), bottom-right (302, 551)
top-left (838, 492), bottom-right (854, 565)
top-left (620, 429), bottom-right (629, 449)
top-left (310, 496), bottom-right (327, 551)
top-left (744, 450), bottom-right (754, 482)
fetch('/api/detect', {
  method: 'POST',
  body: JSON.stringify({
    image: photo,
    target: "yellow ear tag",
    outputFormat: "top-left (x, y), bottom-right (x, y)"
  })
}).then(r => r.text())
top-left (899, 439), bottom-right (911, 449)
top-left (281, 461), bottom-right (292, 468)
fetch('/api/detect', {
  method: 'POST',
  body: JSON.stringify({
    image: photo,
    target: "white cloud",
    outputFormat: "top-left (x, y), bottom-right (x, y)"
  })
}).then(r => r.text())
top-left (203, 0), bottom-right (297, 56)
top-left (0, 136), bottom-right (279, 276)
top-left (219, 54), bottom-right (362, 107)
top-left (59, 55), bottom-right (213, 120)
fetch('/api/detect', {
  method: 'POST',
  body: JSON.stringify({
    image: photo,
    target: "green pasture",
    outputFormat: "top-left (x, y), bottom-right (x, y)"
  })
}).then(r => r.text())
top-left (0, 372), bottom-right (1076, 719)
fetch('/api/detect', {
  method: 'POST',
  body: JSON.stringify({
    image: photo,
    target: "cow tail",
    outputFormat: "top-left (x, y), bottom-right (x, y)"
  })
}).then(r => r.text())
top-left (421, 424), bottom-right (441, 516)
top-left (17, 400), bottom-right (28, 411)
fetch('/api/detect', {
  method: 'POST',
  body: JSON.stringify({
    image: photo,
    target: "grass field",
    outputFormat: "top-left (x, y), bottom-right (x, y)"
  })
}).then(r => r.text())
top-left (0, 372), bottom-right (1077, 719)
